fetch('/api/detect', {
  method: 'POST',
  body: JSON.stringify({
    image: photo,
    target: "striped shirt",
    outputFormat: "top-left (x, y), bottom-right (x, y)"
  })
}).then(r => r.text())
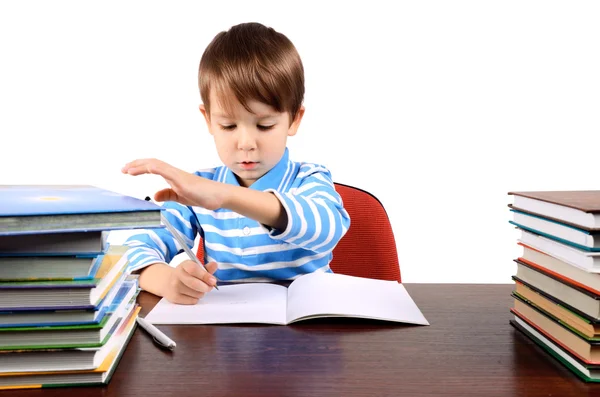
top-left (124, 148), bottom-right (351, 282)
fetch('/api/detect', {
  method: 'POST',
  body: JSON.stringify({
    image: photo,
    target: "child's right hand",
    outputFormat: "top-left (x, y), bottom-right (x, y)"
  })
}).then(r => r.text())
top-left (162, 260), bottom-right (219, 305)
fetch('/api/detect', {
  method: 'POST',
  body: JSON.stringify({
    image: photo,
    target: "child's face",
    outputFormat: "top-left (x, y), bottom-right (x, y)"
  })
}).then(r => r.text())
top-left (200, 90), bottom-right (304, 187)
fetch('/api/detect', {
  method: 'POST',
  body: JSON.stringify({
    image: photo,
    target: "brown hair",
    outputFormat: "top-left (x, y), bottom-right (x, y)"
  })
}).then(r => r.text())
top-left (198, 22), bottom-right (304, 124)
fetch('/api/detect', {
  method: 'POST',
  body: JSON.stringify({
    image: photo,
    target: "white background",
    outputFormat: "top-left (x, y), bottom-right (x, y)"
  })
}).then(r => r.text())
top-left (1, 1), bottom-right (598, 283)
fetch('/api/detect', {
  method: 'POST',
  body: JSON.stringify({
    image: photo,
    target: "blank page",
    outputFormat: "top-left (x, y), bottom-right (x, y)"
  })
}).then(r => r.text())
top-left (145, 283), bottom-right (288, 325)
top-left (286, 272), bottom-right (429, 325)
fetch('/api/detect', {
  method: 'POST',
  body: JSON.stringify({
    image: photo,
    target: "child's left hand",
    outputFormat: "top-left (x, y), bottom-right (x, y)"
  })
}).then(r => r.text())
top-left (122, 158), bottom-right (224, 210)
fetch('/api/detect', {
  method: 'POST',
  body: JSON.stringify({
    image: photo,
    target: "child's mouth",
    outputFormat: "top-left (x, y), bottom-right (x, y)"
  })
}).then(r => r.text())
top-left (239, 161), bottom-right (258, 170)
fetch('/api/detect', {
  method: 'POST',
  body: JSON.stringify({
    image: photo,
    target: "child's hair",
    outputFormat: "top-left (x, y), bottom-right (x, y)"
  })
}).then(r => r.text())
top-left (198, 22), bottom-right (304, 124)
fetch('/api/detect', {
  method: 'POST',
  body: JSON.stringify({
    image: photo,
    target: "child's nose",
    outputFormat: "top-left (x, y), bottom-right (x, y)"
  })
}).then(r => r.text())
top-left (237, 128), bottom-right (257, 151)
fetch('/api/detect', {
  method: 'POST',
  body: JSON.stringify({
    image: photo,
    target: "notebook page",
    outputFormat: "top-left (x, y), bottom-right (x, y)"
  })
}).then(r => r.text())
top-left (286, 272), bottom-right (429, 325)
top-left (145, 283), bottom-right (288, 325)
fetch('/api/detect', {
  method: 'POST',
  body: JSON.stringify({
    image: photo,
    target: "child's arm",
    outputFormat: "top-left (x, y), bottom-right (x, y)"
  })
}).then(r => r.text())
top-left (125, 201), bottom-right (198, 273)
top-left (262, 163), bottom-right (350, 254)
top-left (124, 201), bottom-right (217, 303)
top-left (122, 159), bottom-right (289, 230)
top-left (122, 159), bottom-right (350, 253)
top-left (218, 163), bottom-right (349, 254)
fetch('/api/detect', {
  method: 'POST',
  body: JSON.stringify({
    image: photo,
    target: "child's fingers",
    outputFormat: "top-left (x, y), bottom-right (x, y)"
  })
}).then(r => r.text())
top-left (175, 278), bottom-right (207, 298)
top-left (179, 262), bottom-right (215, 292)
top-left (122, 165), bottom-right (154, 176)
top-left (165, 292), bottom-right (201, 305)
top-left (154, 188), bottom-right (179, 202)
top-left (122, 159), bottom-right (176, 179)
top-left (121, 158), bottom-right (154, 173)
top-left (182, 260), bottom-right (218, 287)
top-left (204, 261), bottom-right (218, 275)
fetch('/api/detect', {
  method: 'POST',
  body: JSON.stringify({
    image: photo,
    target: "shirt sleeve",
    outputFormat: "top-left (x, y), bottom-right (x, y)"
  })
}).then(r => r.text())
top-left (124, 201), bottom-right (200, 274)
top-left (264, 163), bottom-right (350, 254)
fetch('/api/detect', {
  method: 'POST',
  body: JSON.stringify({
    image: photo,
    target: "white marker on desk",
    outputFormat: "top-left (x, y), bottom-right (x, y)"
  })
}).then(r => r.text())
top-left (136, 316), bottom-right (176, 351)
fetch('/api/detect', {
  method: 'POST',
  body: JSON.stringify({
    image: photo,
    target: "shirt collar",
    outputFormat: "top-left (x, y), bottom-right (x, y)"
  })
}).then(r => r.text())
top-left (224, 147), bottom-right (291, 192)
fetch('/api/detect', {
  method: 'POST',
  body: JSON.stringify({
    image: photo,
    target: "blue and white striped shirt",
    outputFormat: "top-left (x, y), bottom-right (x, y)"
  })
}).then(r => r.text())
top-left (124, 148), bottom-right (350, 282)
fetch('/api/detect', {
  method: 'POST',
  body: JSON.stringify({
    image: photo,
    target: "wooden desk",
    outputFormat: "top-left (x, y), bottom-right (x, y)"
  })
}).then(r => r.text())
top-left (10, 284), bottom-right (600, 396)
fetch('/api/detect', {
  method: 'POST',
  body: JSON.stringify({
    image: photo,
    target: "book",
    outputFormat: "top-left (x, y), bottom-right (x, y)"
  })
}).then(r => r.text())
top-left (0, 301), bottom-right (138, 373)
top-left (518, 229), bottom-right (600, 273)
top-left (0, 185), bottom-right (163, 235)
top-left (513, 290), bottom-right (600, 342)
top-left (0, 231), bottom-right (108, 255)
top-left (145, 272), bottom-right (430, 326)
top-left (510, 317), bottom-right (600, 382)
top-left (511, 298), bottom-right (600, 363)
top-left (0, 276), bottom-right (130, 328)
top-left (518, 242), bottom-right (600, 294)
top-left (0, 252), bottom-right (105, 281)
top-left (513, 262), bottom-right (600, 320)
top-left (0, 306), bottom-right (140, 390)
top-left (510, 209), bottom-right (600, 252)
top-left (514, 281), bottom-right (600, 339)
top-left (0, 282), bottom-right (137, 350)
top-left (0, 306), bottom-right (108, 329)
top-left (508, 190), bottom-right (600, 231)
top-left (0, 248), bottom-right (128, 310)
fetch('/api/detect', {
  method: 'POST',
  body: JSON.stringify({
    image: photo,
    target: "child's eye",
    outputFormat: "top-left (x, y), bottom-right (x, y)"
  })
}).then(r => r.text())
top-left (220, 125), bottom-right (236, 131)
top-left (257, 125), bottom-right (275, 131)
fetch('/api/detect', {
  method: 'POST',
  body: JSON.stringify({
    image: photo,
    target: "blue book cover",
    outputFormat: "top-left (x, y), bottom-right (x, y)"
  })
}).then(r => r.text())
top-left (0, 185), bottom-right (163, 235)
top-left (0, 185), bottom-right (159, 216)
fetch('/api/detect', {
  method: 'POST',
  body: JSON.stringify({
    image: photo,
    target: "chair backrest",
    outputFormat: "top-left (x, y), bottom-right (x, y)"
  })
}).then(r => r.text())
top-left (196, 182), bottom-right (401, 282)
top-left (329, 183), bottom-right (401, 282)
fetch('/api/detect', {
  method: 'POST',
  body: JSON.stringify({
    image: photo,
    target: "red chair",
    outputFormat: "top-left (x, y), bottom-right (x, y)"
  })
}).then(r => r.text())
top-left (329, 183), bottom-right (401, 282)
top-left (196, 182), bottom-right (401, 282)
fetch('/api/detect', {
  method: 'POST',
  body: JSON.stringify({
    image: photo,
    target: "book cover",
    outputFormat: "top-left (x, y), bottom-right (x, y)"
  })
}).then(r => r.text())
top-left (0, 300), bottom-right (137, 350)
top-left (0, 278), bottom-right (134, 328)
top-left (514, 278), bottom-right (600, 324)
top-left (512, 292), bottom-right (600, 342)
top-left (511, 305), bottom-right (600, 364)
top-left (517, 229), bottom-right (600, 272)
top-left (0, 302), bottom-right (137, 373)
top-left (0, 306), bottom-right (139, 389)
top-left (0, 185), bottom-right (159, 216)
top-left (510, 318), bottom-right (600, 382)
top-left (0, 185), bottom-right (163, 235)
top-left (510, 209), bottom-right (600, 252)
top-left (514, 259), bottom-right (600, 298)
top-left (0, 251), bottom-right (128, 311)
top-left (508, 190), bottom-right (600, 230)
top-left (0, 231), bottom-right (108, 256)
top-left (509, 191), bottom-right (600, 213)
top-left (0, 281), bottom-right (136, 333)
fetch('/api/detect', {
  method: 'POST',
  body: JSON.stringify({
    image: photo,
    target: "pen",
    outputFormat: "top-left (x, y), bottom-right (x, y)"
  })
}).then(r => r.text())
top-left (136, 316), bottom-right (176, 351)
top-left (144, 196), bottom-right (219, 290)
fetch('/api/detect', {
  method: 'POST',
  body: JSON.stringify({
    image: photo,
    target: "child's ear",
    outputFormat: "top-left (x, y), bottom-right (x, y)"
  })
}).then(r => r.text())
top-left (287, 106), bottom-right (305, 137)
top-left (199, 104), bottom-right (213, 134)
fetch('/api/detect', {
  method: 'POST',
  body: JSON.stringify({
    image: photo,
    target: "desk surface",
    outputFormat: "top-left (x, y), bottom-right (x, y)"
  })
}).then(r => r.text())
top-left (10, 284), bottom-right (600, 396)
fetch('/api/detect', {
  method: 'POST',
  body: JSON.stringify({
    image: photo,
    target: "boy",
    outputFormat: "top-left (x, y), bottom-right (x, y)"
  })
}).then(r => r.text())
top-left (121, 22), bottom-right (350, 304)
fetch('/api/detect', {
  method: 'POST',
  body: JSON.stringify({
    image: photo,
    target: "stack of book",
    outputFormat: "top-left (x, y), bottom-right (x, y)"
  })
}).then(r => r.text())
top-left (508, 190), bottom-right (600, 383)
top-left (0, 185), bottom-right (162, 390)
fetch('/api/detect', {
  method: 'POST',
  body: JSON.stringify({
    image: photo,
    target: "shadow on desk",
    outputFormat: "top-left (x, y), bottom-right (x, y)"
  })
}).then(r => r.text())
top-left (288, 317), bottom-right (424, 335)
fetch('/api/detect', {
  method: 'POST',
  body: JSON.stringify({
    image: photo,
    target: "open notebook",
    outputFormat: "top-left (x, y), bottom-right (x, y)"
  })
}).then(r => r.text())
top-left (145, 272), bottom-right (429, 326)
